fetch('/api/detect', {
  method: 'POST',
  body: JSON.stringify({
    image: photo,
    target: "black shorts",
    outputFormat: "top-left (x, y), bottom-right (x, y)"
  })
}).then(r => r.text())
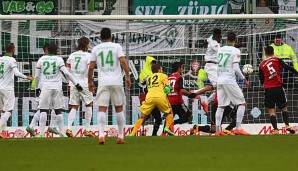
top-left (210, 104), bottom-right (236, 125)
top-left (264, 86), bottom-right (287, 109)
top-left (172, 104), bottom-right (192, 118)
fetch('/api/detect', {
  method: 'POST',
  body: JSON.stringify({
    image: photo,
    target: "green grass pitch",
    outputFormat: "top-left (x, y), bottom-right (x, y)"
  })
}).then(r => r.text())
top-left (0, 135), bottom-right (297, 171)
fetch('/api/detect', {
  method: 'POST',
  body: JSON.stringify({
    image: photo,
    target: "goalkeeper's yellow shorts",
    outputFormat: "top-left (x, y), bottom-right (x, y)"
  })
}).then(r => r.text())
top-left (139, 97), bottom-right (172, 115)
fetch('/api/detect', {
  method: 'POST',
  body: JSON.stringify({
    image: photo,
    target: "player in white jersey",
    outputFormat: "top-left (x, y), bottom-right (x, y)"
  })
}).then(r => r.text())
top-left (88, 28), bottom-right (131, 145)
top-left (194, 29), bottom-right (222, 114)
top-left (35, 44), bottom-right (83, 137)
top-left (0, 43), bottom-right (33, 138)
top-left (215, 32), bottom-right (250, 136)
top-left (26, 45), bottom-right (63, 137)
top-left (66, 37), bottom-right (94, 137)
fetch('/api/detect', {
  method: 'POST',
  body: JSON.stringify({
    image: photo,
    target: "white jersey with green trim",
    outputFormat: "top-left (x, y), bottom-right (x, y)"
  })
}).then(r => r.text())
top-left (217, 45), bottom-right (241, 84)
top-left (91, 42), bottom-right (125, 86)
top-left (36, 55), bottom-right (65, 90)
top-left (0, 56), bottom-right (18, 90)
top-left (67, 50), bottom-right (91, 87)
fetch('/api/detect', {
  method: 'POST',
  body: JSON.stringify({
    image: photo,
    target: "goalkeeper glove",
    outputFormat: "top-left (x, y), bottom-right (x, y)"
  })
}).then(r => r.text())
top-left (76, 84), bottom-right (83, 92)
top-left (188, 93), bottom-right (197, 98)
top-left (164, 85), bottom-right (171, 95)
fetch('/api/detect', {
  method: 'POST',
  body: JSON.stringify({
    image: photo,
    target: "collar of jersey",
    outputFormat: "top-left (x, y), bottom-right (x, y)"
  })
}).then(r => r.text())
top-left (101, 40), bottom-right (111, 43)
top-left (48, 54), bottom-right (55, 56)
top-left (226, 43), bottom-right (233, 46)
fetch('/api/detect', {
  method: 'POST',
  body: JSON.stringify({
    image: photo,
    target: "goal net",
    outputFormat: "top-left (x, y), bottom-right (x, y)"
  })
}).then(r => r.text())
top-left (1, 14), bottom-right (298, 136)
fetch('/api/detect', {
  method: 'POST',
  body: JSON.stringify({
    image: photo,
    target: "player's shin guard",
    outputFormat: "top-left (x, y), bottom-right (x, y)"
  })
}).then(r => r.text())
top-left (57, 114), bottom-right (64, 134)
top-left (215, 108), bottom-right (224, 132)
top-left (0, 112), bottom-right (11, 127)
top-left (116, 112), bottom-right (124, 139)
top-left (97, 112), bottom-right (106, 138)
top-left (130, 118), bottom-right (143, 135)
top-left (282, 111), bottom-right (290, 126)
top-left (165, 114), bottom-right (174, 129)
top-left (236, 105), bottom-right (245, 130)
top-left (29, 110), bottom-right (40, 129)
top-left (39, 112), bottom-right (47, 136)
top-left (68, 108), bottom-right (77, 130)
top-left (50, 110), bottom-right (57, 128)
top-left (270, 115), bottom-right (278, 130)
top-left (85, 107), bottom-right (92, 131)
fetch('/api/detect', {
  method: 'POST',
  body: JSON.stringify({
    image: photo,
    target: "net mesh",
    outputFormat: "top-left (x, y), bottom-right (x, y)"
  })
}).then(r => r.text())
top-left (1, 16), bottom-right (298, 128)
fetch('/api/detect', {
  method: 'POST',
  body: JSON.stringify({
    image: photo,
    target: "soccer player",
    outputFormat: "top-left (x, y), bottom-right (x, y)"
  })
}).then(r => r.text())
top-left (163, 62), bottom-right (197, 134)
top-left (191, 92), bottom-right (237, 135)
top-left (66, 37), bottom-right (94, 137)
top-left (195, 29), bottom-right (222, 113)
top-left (259, 46), bottom-right (297, 134)
top-left (129, 64), bottom-right (175, 136)
top-left (88, 27), bottom-right (131, 144)
top-left (26, 45), bottom-right (62, 137)
top-left (139, 56), bottom-right (162, 136)
top-left (35, 44), bottom-right (83, 137)
top-left (215, 31), bottom-right (250, 136)
top-left (0, 43), bottom-right (33, 138)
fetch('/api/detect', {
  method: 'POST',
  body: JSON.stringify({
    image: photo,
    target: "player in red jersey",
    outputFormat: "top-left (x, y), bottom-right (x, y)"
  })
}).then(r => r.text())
top-left (161, 62), bottom-right (197, 135)
top-left (259, 46), bottom-right (297, 134)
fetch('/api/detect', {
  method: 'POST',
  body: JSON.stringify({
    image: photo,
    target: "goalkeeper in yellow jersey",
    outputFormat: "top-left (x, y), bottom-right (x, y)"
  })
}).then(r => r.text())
top-left (129, 64), bottom-right (175, 136)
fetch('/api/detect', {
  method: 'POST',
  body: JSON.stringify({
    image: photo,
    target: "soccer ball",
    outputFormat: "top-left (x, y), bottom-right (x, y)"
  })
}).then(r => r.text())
top-left (242, 64), bottom-right (253, 75)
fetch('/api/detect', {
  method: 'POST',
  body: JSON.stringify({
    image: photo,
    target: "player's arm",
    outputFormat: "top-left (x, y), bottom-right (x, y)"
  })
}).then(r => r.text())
top-left (35, 61), bottom-right (41, 88)
top-left (178, 77), bottom-right (197, 98)
top-left (11, 59), bottom-right (33, 80)
top-left (60, 63), bottom-right (83, 91)
top-left (119, 56), bottom-right (131, 89)
top-left (233, 62), bottom-right (249, 88)
top-left (278, 58), bottom-right (298, 74)
top-left (289, 46), bottom-right (298, 72)
top-left (258, 66), bottom-right (264, 85)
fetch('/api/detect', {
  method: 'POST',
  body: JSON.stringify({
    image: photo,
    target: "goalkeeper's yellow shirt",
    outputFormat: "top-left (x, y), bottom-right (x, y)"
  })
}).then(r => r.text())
top-left (146, 73), bottom-right (168, 99)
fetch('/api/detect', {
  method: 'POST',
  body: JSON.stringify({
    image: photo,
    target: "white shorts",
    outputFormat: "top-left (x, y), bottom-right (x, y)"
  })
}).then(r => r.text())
top-left (217, 83), bottom-right (245, 106)
top-left (95, 85), bottom-right (125, 107)
top-left (39, 89), bottom-right (64, 109)
top-left (69, 87), bottom-right (93, 106)
top-left (204, 63), bottom-right (218, 88)
top-left (0, 90), bottom-right (15, 111)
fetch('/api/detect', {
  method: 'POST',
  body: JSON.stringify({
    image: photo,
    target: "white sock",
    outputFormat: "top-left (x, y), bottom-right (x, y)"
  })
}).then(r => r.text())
top-left (215, 108), bottom-right (224, 132)
top-left (2, 122), bottom-right (7, 134)
top-left (85, 107), bottom-right (92, 131)
top-left (39, 112), bottom-right (47, 136)
top-left (57, 114), bottom-right (64, 134)
top-left (68, 108), bottom-right (77, 130)
top-left (49, 110), bottom-right (57, 128)
top-left (236, 105), bottom-right (246, 130)
top-left (116, 112), bottom-right (124, 139)
top-left (97, 112), bottom-right (106, 138)
top-left (0, 112), bottom-right (11, 127)
top-left (29, 110), bottom-right (40, 129)
top-left (207, 92), bottom-right (216, 105)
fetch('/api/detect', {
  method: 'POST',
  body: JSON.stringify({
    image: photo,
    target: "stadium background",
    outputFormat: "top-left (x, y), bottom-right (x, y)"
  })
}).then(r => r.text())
top-left (1, 0), bottom-right (298, 137)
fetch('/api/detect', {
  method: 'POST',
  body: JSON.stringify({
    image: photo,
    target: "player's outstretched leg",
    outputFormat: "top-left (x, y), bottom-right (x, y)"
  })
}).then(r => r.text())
top-left (66, 108), bottom-right (77, 137)
top-left (97, 111), bottom-right (106, 144)
top-left (83, 105), bottom-right (94, 137)
top-left (48, 110), bottom-right (60, 135)
top-left (164, 113), bottom-right (175, 136)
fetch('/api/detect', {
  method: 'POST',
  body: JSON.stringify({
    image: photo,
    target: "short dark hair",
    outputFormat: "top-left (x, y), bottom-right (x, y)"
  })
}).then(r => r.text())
top-left (227, 32), bottom-right (236, 42)
top-left (151, 63), bottom-right (162, 73)
top-left (47, 44), bottom-right (58, 55)
top-left (77, 37), bottom-right (90, 51)
top-left (43, 44), bottom-right (49, 51)
top-left (172, 62), bottom-right (182, 73)
top-left (5, 43), bottom-right (15, 53)
top-left (265, 46), bottom-right (274, 56)
top-left (213, 28), bottom-right (221, 36)
top-left (100, 28), bottom-right (112, 40)
top-left (275, 33), bottom-right (282, 39)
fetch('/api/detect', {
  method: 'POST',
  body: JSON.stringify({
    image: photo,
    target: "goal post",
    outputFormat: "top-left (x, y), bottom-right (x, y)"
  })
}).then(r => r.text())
top-left (1, 14), bottom-right (298, 137)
